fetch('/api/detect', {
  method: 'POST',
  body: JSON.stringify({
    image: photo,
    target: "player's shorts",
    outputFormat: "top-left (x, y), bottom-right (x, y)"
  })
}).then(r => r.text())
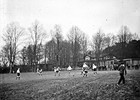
top-left (84, 70), bottom-right (88, 73)
top-left (17, 73), bottom-right (20, 76)
top-left (56, 70), bottom-right (59, 73)
top-left (93, 68), bottom-right (96, 71)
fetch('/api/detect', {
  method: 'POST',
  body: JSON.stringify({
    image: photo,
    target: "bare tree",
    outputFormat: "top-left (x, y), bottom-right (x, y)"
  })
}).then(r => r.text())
top-left (0, 46), bottom-right (9, 67)
top-left (103, 35), bottom-right (110, 49)
top-left (45, 39), bottom-right (57, 65)
top-left (79, 32), bottom-right (88, 59)
top-left (110, 34), bottom-right (118, 46)
top-left (67, 26), bottom-right (81, 68)
top-left (2, 22), bottom-right (24, 73)
top-left (118, 26), bottom-right (132, 43)
top-left (44, 30), bottom-right (56, 65)
top-left (37, 43), bottom-right (44, 64)
top-left (52, 25), bottom-right (63, 67)
top-left (132, 33), bottom-right (139, 40)
top-left (92, 29), bottom-right (105, 67)
top-left (102, 33), bottom-right (118, 57)
top-left (44, 38), bottom-right (71, 68)
top-left (59, 40), bottom-right (71, 67)
top-left (28, 20), bottom-right (46, 71)
top-left (117, 26), bottom-right (132, 59)
top-left (26, 44), bottom-right (34, 66)
top-left (20, 46), bottom-right (27, 65)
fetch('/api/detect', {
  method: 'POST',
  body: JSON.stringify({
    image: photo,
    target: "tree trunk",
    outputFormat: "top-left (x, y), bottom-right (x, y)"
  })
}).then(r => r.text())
top-left (9, 63), bottom-right (13, 73)
top-left (9, 64), bottom-right (12, 73)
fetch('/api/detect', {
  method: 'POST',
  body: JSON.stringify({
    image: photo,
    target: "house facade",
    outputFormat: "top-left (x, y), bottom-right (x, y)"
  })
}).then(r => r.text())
top-left (78, 54), bottom-right (140, 70)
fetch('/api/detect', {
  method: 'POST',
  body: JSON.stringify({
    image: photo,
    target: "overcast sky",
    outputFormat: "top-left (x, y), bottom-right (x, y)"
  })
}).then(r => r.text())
top-left (0, 0), bottom-right (140, 49)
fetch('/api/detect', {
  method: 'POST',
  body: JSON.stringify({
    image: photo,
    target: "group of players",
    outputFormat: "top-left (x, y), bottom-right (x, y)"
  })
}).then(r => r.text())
top-left (53, 62), bottom-right (97, 77)
top-left (37, 68), bottom-right (43, 75)
top-left (15, 62), bottom-right (127, 86)
top-left (16, 62), bottom-right (97, 79)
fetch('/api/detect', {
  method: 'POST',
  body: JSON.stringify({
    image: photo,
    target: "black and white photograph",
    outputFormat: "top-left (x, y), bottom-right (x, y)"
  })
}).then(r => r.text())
top-left (0, 0), bottom-right (140, 99)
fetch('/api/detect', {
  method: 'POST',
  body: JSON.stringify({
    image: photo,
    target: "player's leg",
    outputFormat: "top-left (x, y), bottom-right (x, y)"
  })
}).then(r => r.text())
top-left (17, 73), bottom-right (20, 80)
top-left (122, 74), bottom-right (125, 84)
top-left (81, 71), bottom-right (83, 75)
top-left (19, 74), bottom-right (20, 80)
top-left (86, 71), bottom-right (88, 77)
top-left (95, 68), bottom-right (97, 74)
top-left (82, 71), bottom-right (84, 77)
top-left (118, 73), bottom-right (123, 84)
top-left (55, 70), bottom-right (57, 76)
top-left (83, 71), bottom-right (85, 77)
top-left (16, 74), bottom-right (17, 80)
top-left (58, 71), bottom-right (60, 76)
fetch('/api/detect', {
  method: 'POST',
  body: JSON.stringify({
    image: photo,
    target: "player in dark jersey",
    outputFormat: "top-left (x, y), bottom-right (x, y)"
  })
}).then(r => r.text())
top-left (117, 63), bottom-right (127, 85)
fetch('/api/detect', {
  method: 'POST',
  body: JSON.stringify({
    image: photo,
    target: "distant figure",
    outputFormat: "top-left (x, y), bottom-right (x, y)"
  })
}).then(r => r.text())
top-left (111, 64), bottom-right (114, 70)
top-left (81, 63), bottom-right (86, 75)
top-left (54, 67), bottom-right (56, 72)
top-left (67, 65), bottom-right (72, 74)
top-left (81, 67), bottom-right (84, 75)
top-left (92, 64), bottom-right (97, 74)
top-left (16, 68), bottom-right (20, 80)
top-left (37, 68), bottom-right (39, 74)
top-left (117, 63), bottom-right (127, 85)
top-left (54, 67), bottom-right (60, 76)
top-left (82, 63), bottom-right (88, 77)
top-left (39, 69), bottom-right (43, 76)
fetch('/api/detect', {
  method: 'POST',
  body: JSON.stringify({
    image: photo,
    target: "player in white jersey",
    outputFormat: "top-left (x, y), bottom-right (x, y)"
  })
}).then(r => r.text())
top-left (67, 65), bottom-right (72, 74)
top-left (16, 68), bottom-right (20, 80)
top-left (39, 69), bottom-right (43, 76)
top-left (54, 67), bottom-right (60, 76)
top-left (92, 64), bottom-right (97, 74)
top-left (82, 63), bottom-right (89, 77)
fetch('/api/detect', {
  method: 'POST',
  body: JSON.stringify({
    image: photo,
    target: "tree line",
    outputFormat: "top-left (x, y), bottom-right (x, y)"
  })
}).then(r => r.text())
top-left (0, 21), bottom-right (139, 73)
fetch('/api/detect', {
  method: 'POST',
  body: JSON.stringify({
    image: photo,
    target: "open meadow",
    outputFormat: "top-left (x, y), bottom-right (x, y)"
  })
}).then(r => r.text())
top-left (0, 70), bottom-right (140, 100)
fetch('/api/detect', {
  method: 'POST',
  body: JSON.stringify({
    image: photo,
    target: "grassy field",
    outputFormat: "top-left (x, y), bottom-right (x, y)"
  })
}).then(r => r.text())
top-left (0, 70), bottom-right (140, 100)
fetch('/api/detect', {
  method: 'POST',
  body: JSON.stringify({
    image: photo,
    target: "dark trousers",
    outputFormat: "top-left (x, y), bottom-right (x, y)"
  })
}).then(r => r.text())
top-left (118, 73), bottom-right (125, 84)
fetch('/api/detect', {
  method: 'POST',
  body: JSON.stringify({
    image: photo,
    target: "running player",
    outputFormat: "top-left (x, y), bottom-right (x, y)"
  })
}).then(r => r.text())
top-left (92, 63), bottom-right (97, 74)
top-left (39, 69), bottom-right (43, 76)
top-left (37, 68), bottom-right (39, 75)
top-left (117, 63), bottom-right (127, 85)
top-left (67, 65), bottom-right (72, 74)
top-left (16, 68), bottom-right (20, 80)
top-left (54, 67), bottom-right (60, 76)
top-left (82, 62), bottom-right (89, 77)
